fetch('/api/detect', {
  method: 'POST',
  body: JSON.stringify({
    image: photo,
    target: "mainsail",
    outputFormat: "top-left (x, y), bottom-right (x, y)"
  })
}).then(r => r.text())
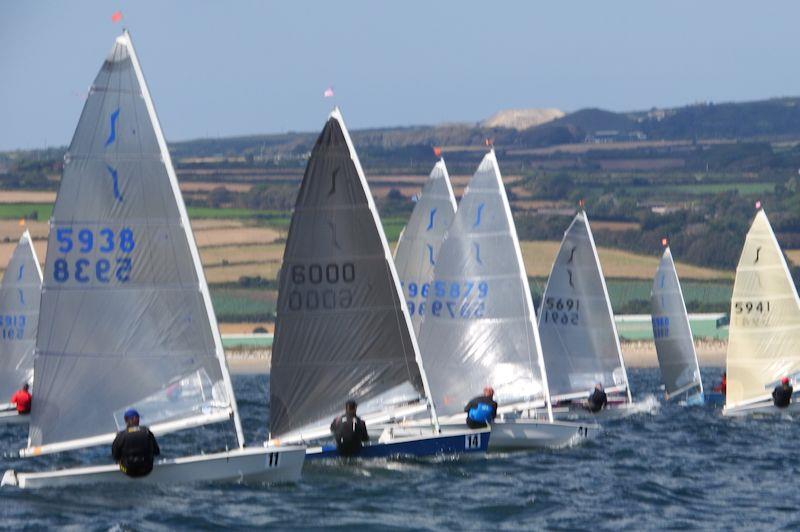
top-left (270, 108), bottom-right (430, 440)
top-left (651, 246), bottom-right (703, 397)
top-left (538, 211), bottom-right (630, 401)
top-left (726, 209), bottom-right (800, 409)
top-left (417, 150), bottom-right (552, 418)
top-left (393, 159), bottom-right (457, 337)
top-left (0, 231), bottom-right (42, 399)
top-left (26, 31), bottom-right (241, 456)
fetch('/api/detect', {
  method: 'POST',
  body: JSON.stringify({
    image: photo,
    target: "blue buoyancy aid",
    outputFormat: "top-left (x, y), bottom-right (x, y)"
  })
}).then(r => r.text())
top-left (468, 402), bottom-right (494, 423)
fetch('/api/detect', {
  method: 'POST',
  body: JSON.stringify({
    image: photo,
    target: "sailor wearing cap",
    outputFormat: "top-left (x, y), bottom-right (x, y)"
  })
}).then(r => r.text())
top-left (111, 408), bottom-right (161, 477)
top-left (772, 377), bottom-right (793, 408)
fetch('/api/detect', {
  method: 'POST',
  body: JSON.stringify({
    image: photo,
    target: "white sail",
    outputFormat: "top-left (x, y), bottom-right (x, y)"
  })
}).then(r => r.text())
top-left (393, 159), bottom-right (457, 337)
top-left (538, 211), bottom-right (631, 401)
top-left (269, 108), bottom-right (437, 443)
top-left (25, 31), bottom-right (242, 457)
top-left (0, 230), bottom-right (42, 399)
top-left (417, 150), bottom-right (553, 419)
top-left (651, 246), bottom-right (703, 398)
top-left (726, 209), bottom-right (800, 410)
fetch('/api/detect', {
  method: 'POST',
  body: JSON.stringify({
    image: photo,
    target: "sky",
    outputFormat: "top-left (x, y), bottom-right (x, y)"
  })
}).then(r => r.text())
top-left (1, 1), bottom-right (798, 150)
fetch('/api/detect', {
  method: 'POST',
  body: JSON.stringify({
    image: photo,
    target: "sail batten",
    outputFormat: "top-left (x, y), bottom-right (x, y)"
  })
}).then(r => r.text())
top-left (651, 247), bottom-right (703, 397)
top-left (417, 151), bottom-right (552, 419)
top-left (269, 108), bottom-right (432, 439)
top-left (0, 231), bottom-right (42, 400)
top-left (394, 159), bottom-right (457, 337)
top-left (538, 211), bottom-right (631, 401)
top-left (726, 209), bottom-right (800, 409)
top-left (28, 31), bottom-right (241, 451)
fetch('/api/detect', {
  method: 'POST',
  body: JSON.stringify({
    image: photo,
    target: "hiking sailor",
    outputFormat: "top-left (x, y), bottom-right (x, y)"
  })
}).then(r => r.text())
top-left (586, 382), bottom-right (608, 413)
top-left (464, 386), bottom-right (498, 429)
top-left (10, 383), bottom-right (32, 415)
top-left (772, 377), bottom-right (793, 408)
top-left (111, 409), bottom-right (161, 477)
top-left (330, 400), bottom-right (369, 456)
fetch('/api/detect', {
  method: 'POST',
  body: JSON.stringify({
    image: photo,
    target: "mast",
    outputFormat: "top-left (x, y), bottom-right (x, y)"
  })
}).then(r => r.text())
top-left (581, 210), bottom-right (632, 402)
top-left (124, 30), bottom-right (244, 448)
top-left (331, 107), bottom-right (440, 431)
top-left (487, 150), bottom-right (553, 421)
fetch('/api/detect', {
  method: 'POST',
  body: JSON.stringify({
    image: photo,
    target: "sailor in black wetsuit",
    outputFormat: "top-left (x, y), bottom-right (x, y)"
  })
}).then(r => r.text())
top-left (330, 400), bottom-right (369, 456)
top-left (586, 383), bottom-right (608, 413)
top-left (111, 409), bottom-right (160, 477)
top-left (464, 386), bottom-right (498, 429)
top-left (772, 377), bottom-right (793, 408)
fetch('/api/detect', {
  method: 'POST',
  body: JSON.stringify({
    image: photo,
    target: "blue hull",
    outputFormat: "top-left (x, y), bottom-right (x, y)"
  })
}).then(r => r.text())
top-left (307, 431), bottom-right (490, 460)
top-left (704, 392), bottom-right (725, 407)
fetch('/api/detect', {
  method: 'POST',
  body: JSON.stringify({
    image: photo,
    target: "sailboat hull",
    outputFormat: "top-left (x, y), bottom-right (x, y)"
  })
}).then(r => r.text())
top-left (723, 399), bottom-right (800, 417)
top-left (306, 427), bottom-right (490, 460)
top-left (1, 446), bottom-right (306, 489)
top-left (552, 399), bottom-right (649, 420)
top-left (486, 419), bottom-right (598, 450)
top-left (0, 410), bottom-right (29, 425)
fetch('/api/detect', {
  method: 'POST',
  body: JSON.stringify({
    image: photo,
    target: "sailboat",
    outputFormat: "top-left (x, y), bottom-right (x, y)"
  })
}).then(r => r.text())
top-left (0, 230), bottom-right (42, 424)
top-left (723, 207), bottom-right (800, 416)
top-left (267, 108), bottom-right (489, 458)
top-left (409, 151), bottom-right (597, 449)
top-left (538, 210), bottom-right (634, 417)
top-left (393, 159), bottom-right (457, 337)
top-left (1, 31), bottom-right (305, 489)
top-left (651, 242), bottom-right (704, 405)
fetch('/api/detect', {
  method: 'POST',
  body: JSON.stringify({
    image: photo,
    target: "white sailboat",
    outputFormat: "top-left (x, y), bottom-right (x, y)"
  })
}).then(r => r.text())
top-left (2, 31), bottom-right (304, 489)
top-left (0, 230), bottom-right (42, 425)
top-left (651, 243), bottom-right (704, 405)
top-left (267, 108), bottom-right (489, 458)
top-left (409, 150), bottom-right (598, 449)
top-left (723, 208), bottom-right (800, 417)
top-left (538, 211), bottom-right (635, 418)
top-left (393, 159), bottom-right (457, 337)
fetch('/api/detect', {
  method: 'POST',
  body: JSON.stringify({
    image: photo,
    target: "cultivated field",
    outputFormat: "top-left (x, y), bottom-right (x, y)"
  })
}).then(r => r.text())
top-left (519, 240), bottom-right (731, 280)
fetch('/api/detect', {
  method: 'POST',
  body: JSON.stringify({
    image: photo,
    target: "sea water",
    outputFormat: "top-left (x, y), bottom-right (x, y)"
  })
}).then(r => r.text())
top-left (1, 368), bottom-right (798, 530)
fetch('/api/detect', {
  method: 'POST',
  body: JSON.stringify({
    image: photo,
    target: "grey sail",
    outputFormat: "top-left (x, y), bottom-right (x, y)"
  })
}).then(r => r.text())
top-left (270, 108), bottom-right (427, 440)
top-left (417, 151), bottom-right (551, 418)
top-left (28, 31), bottom-right (241, 455)
top-left (651, 246), bottom-right (703, 397)
top-left (538, 211), bottom-right (630, 401)
top-left (0, 231), bottom-right (42, 400)
top-left (393, 159), bottom-right (457, 337)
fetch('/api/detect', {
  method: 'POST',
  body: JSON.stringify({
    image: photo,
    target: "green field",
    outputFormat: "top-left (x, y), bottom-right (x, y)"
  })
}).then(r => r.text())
top-left (210, 288), bottom-right (277, 322)
top-left (616, 315), bottom-right (728, 341)
top-left (0, 203), bottom-right (53, 220)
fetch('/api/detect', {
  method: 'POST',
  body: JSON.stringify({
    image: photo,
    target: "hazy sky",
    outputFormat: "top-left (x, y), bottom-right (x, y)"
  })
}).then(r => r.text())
top-left (1, 1), bottom-right (797, 150)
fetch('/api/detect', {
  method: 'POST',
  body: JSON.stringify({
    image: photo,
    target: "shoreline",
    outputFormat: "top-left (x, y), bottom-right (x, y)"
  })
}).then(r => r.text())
top-left (225, 340), bottom-right (727, 375)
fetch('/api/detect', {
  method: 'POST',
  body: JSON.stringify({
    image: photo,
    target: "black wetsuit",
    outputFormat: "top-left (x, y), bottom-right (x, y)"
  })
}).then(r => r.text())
top-left (772, 384), bottom-right (793, 408)
top-left (111, 425), bottom-right (161, 477)
top-left (330, 414), bottom-right (369, 456)
top-left (464, 396), bottom-right (498, 429)
top-left (587, 388), bottom-right (608, 413)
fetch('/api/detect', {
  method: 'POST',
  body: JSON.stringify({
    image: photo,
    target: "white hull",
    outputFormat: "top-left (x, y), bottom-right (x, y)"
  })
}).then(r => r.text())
top-left (487, 419), bottom-right (599, 450)
top-left (2, 446), bottom-right (306, 489)
top-left (723, 400), bottom-right (800, 417)
top-left (552, 399), bottom-right (656, 420)
top-left (0, 410), bottom-right (29, 425)
top-left (390, 414), bottom-right (599, 450)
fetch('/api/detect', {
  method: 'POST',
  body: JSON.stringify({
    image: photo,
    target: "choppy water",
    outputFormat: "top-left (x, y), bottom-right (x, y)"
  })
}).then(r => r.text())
top-left (1, 368), bottom-right (799, 530)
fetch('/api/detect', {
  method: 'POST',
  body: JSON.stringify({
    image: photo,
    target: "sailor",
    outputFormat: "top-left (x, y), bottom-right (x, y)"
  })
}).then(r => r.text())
top-left (586, 383), bottom-right (608, 413)
top-left (464, 386), bottom-right (498, 429)
top-left (772, 377), bottom-right (793, 408)
top-left (10, 383), bottom-right (32, 415)
top-left (111, 409), bottom-right (161, 477)
top-left (713, 372), bottom-right (727, 395)
top-left (330, 399), bottom-right (369, 456)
